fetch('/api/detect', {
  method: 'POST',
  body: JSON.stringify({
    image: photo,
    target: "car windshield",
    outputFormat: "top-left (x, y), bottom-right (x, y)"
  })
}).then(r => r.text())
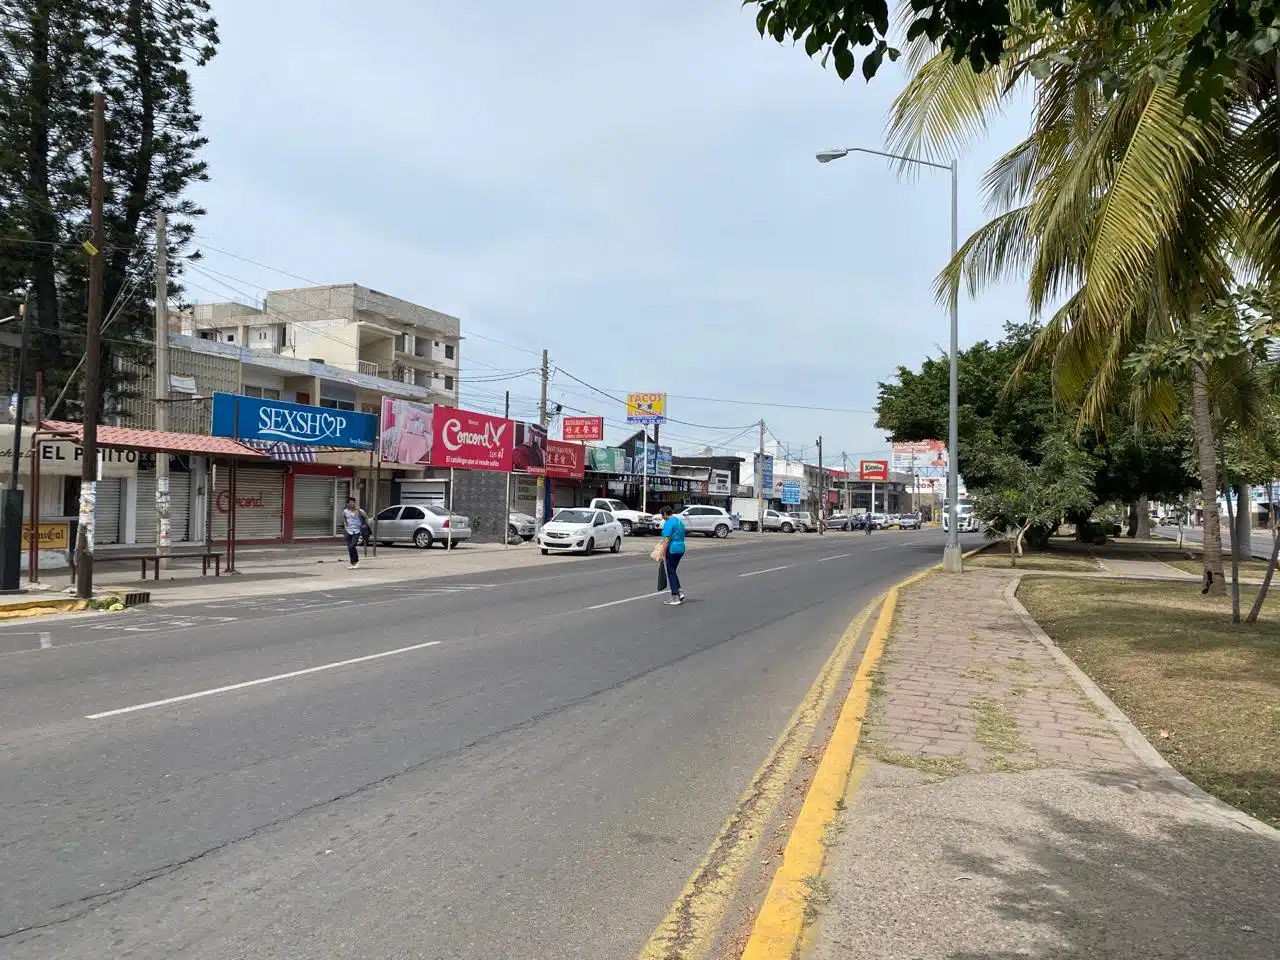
top-left (554, 510), bottom-right (595, 524)
top-left (424, 505), bottom-right (450, 517)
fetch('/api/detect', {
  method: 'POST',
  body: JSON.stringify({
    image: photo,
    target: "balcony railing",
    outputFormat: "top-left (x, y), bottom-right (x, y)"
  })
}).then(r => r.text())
top-left (357, 359), bottom-right (380, 377)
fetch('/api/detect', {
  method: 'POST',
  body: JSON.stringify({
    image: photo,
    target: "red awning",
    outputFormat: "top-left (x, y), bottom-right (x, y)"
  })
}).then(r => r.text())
top-left (38, 420), bottom-right (268, 458)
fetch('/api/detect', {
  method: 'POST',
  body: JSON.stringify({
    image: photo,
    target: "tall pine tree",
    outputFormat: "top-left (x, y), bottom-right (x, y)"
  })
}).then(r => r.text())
top-left (0, 0), bottom-right (218, 416)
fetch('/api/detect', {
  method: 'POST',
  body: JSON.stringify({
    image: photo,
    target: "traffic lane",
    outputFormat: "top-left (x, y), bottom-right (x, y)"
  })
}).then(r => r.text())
top-left (0, 541), bottom-right (934, 949)
top-left (1162, 526), bottom-right (1275, 559)
top-left (0, 532), bottom-right (905, 731)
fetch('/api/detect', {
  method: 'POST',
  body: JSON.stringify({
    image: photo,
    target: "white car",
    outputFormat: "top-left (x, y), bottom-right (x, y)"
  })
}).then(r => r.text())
top-left (539, 508), bottom-right (624, 555)
top-left (676, 505), bottom-right (733, 538)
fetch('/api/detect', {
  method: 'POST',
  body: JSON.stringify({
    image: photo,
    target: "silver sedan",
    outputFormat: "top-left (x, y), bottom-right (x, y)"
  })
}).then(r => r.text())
top-left (373, 503), bottom-right (472, 548)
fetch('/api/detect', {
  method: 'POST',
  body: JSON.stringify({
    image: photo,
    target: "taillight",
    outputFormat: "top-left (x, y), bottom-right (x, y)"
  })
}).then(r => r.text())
top-left (442, 519), bottom-right (451, 528)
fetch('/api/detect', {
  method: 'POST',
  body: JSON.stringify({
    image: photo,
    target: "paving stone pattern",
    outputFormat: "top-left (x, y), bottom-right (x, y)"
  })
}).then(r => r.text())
top-left (867, 569), bottom-right (1144, 775)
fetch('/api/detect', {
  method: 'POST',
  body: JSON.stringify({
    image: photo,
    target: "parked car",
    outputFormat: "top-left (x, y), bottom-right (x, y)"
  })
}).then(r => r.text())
top-left (508, 511), bottom-right (536, 541)
top-left (539, 508), bottom-right (624, 555)
top-left (791, 511), bottom-right (817, 532)
top-left (827, 513), bottom-right (850, 531)
top-left (898, 512), bottom-right (923, 530)
top-left (374, 503), bottom-right (472, 548)
top-left (677, 505), bottom-right (733, 538)
top-left (587, 497), bottom-right (655, 536)
top-left (764, 509), bottom-right (798, 533)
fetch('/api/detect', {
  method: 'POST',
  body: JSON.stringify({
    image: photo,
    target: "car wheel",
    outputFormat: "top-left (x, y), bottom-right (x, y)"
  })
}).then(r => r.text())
top-left (446, 539), bottom-right (459, 549)
top-left (781, 522), bottom-right (794, 533)
top-left (586, 537), bottom-right (595, 555)
top-left (714, 523), bottom-right (729, 538)
top-left (378, 540), bottom-right (391, 547)
top-left (508, 525), bottom-right (518, 539)
top-left (540, 548), bottom-right (549, 555)
top-left (610, 537), bottom-right (621, 553)
top-left (620, 519), bottom-right (632, 536)
top-left (413, 529), bottom-right (433, 549)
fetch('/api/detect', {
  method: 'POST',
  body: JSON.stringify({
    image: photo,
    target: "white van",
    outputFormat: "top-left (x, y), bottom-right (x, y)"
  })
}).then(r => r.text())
top-left (942, 500), bottom-right (979, 533)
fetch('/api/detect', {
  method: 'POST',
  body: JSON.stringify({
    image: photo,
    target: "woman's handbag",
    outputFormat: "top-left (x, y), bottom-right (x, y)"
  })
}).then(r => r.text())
top-left (656, 556), bottom-right (668, 592)
top-left (649, 543), bottom-right (665, 562)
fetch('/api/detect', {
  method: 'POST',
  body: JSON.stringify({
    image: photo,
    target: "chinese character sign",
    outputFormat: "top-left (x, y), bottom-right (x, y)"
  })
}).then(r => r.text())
top-left (562, 416), bottom-right (603, 441)
top-left (544, 440), bottom-right (585, 479)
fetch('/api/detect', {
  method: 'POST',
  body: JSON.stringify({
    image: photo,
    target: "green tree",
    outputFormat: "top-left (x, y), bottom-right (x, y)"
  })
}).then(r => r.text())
top-left (0, 0), bottom-right (218, 415)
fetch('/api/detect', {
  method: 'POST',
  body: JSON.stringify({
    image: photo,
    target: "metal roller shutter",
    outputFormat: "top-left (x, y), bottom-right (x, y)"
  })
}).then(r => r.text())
top-left (211, 466), bottom-right (284, 542)
top-left (136, 471), bottom-right (192, 544)
top-left (94, 478), bottom-right (122, 545)
top-left (293, 476), bottom-right (341, 538)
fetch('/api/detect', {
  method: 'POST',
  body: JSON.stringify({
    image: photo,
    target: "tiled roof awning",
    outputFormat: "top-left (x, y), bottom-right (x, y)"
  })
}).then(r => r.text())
top-left (39, 421), bottom-right (268, 458)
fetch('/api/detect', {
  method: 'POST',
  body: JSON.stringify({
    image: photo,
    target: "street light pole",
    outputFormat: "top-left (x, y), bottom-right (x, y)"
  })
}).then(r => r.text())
top-left (0, 294), bottom-right (32, 592)
top-left (816, 146), bottom-right (962, 571)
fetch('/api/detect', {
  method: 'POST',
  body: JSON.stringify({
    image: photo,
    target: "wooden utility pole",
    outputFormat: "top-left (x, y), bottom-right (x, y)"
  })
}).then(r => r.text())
top-left (75, 93), bottom-right (105, 599)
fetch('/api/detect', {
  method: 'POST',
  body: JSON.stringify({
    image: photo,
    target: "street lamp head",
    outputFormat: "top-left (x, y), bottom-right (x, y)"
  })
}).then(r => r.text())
top-left (816, 149), bottom-right (849, 163)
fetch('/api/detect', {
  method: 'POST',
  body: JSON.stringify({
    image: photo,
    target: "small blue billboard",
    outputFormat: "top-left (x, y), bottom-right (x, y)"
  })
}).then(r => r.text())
top-left (211, 392), bottom-right (377, 450)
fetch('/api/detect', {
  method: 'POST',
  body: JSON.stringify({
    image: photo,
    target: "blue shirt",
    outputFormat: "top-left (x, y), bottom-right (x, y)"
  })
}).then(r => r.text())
top-left (343, 507), bottom-right (364, 535)
top-left (662, 516), bottom-right (686, 555)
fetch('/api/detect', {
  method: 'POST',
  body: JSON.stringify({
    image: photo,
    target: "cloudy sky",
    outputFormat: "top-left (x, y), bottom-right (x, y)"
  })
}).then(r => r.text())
top-left (185, 0), bottom-right (1031, 464)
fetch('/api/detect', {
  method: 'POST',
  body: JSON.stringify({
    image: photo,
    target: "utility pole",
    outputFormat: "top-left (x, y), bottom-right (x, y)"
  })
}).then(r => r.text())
top-left (75, 92), bottom-right (105, 599)
top-left (815, 435), bottom-right (824, 535)
top-left (1, 293), bottom-right (32, 592)
top-left (504, 390), bottom-right (511, 549)
top-left (842, 452), bottom-right (850, 525)
top-left (756, 419), bottom-right (765, 532)
top-left (153, 211), bottom-right (170, 569)
top-left (536, 349), bottom-right (548, 532)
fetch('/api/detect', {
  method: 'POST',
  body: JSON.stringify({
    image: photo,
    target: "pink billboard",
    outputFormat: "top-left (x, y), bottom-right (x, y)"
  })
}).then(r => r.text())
top-left (430, 406), bottom-right (514, 471)
top-left (380, 397), bottom-right (435, 465)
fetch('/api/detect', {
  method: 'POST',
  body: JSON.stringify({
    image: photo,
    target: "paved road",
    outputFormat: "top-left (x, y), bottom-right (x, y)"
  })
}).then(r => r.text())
top-left (0, 528), bottom-right (971, 959)
top-left (1161, 525), bottom-right (1277, 560)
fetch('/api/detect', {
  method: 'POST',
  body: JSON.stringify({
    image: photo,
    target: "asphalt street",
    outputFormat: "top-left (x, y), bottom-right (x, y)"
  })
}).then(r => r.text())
top-left (1164, 524), bottom-right (1277, 560)
top-left (0, 527), bottom-right (972, 959)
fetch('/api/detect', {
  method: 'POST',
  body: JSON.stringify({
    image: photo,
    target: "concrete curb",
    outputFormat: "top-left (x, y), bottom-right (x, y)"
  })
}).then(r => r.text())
top-left (1004, 576), bottom-right (1280, 841)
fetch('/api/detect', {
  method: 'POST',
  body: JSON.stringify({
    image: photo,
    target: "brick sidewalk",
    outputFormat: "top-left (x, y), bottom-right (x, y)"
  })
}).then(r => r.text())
top-left (808, 567), bottom-right (1280, 960)
top-left (867, 568), bottom-right (1142, 776)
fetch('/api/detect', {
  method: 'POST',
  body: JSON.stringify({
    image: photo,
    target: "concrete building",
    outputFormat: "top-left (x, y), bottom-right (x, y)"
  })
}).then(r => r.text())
top-left (184, 283), bottom-right (461, 406)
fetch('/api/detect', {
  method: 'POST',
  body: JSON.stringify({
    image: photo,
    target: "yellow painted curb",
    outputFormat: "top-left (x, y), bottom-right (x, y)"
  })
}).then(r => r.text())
top-left (739, 585), bottom-right (900, 960)
top-left (637, 595), bottom-right (883, 960)
top-left (0, 598), bottom-right (88, 619)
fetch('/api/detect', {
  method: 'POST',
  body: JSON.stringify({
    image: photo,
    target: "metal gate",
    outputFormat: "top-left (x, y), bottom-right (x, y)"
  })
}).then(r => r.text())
top-left (293, 475), bottom-right (342, 538)
top-left (211, 466), bottom-right (284, 541)
top-left (95, 478), bottom-right (122, 545)
top-left (135, 470), bottom-right (192, 544)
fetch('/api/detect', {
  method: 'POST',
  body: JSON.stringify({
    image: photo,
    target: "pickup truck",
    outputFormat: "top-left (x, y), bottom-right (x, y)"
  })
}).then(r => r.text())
top-left (587, 498), bottom-right (656, 536)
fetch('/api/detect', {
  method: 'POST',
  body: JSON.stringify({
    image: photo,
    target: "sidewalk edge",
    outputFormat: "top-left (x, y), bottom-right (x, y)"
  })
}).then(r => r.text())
top-left (739, 562), bottom-right (937, 960)
top-left (1005, 575), bottom-right (1280, 841)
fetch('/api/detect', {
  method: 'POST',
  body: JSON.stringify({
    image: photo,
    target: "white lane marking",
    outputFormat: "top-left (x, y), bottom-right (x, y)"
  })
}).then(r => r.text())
top-left (39, 632), bottom-right (51, 649)
top-left (739, 565), bottom-right (792, 578)
top-left (870, 545), bottom-right (894, 551)
top-left (585, 592), bottom-right (666, 611)
top-left (817, 553), bottom-right (852, 562)
top-left (85, 640), bottom-right (443, 720)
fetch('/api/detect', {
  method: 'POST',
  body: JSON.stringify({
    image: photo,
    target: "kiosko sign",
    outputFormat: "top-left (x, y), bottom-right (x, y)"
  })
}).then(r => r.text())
top-left (212, 393), bottom-right (377, 450)
top-left (431, 407), bottom-right (513, 471)
top-left (860, 460), bottom-right (889, 482)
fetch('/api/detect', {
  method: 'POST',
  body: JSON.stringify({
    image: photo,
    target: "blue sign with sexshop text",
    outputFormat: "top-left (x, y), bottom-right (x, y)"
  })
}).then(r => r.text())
top-left (211, 392), bottom-right (377, 450)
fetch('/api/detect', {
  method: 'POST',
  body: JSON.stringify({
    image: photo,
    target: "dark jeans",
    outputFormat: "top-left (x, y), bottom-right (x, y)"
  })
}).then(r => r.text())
top-left (345, 532), bottom-right (360, 564)
top-left (665, 551), bottom-right (683, 596)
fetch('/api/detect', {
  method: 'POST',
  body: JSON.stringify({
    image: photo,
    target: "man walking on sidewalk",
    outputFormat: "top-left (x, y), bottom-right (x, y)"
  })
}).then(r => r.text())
top-left (342, 497), bottom-right (366, 570)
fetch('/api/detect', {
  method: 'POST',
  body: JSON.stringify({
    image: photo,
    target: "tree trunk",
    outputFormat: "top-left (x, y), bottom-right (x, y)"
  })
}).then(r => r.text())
top-left (1246, 526), bottom-right (1280, 623)
top-left (1009, 537), bottom-right (1017, 567)
top-left (1234, 485), bottom-right (1252, 560)
top-left (26, 5), bottom-right (62, 371)
top-left (1191, 364), bottom-right (1226, 595)
top-left (1126, 501), bottom-right (1139, 537)
top-left (1224, 474), bottom-right (1241, 623)
top-left (1136, 496), bottom-right (1151, 539)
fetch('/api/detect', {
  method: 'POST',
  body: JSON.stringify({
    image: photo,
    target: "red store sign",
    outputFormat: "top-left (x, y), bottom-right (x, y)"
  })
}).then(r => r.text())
top-left (562, 416), bottom-right (603, 442)
top-left (431, 407), bottom-right (514, 472)
top-left (543, 439), bottom-right (585, 479)
top-left (859, 460), bottom-right (889, 482)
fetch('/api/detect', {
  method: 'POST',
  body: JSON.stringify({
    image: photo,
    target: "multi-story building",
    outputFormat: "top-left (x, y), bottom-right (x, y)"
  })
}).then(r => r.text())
top-left (184, 283), bottom-right (461, 407)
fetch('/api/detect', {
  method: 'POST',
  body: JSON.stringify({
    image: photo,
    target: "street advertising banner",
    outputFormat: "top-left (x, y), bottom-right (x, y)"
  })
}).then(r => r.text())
top-left (756, 453), bottom-right (774, 490)
top-left (512, 421), bottom-right (547, 473)
top-left (380, 397), bottom-right (435, 465)
top-left (586, 446), bottom-right (626, 473)
top-left (709, 469), bottom-right (732, 495)
top-left (563, 416), bottom-right (604, 441)
top-left (431, 406), bottom-right (514, 471)
top-left (860, 459), bottom-right (889, 482)
top-left (781, 480), bottom-right (802, 505)
top-left (543, 439), bottom-right (585, 479)
top-left (212, 392), bottom-right (377, 450)
top-left (890, 440), bottom-right (947, 478)
top-left (625, 392), bottom-right (666, 424)
top-left (637, 443), bottom-right (673, 476)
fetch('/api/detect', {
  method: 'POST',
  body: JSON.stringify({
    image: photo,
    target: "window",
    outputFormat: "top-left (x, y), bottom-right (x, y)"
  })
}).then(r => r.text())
top-left (401, 506), bottom-right (426, 520)
top-left (424, 505), bottom-right (450, 517)
top-left (242, 385), bottom-right (281, 400)
top-left (375, 507), bottom-right (401, 521)
top-left (198, 330), bottom-right (215, 341)
top-left (444, 375), bottom-right (454, 391)
top-left (394, 334), bottom-right (406, 352)
top-left (593, 513), bottom-right (606, 526)
top-left (254, 328), bottom-right (270, 342)
top-left (444, 344), bottom-right (455, 359)
top-left (278, 327), bottom-right (288, 349)
top-left (319, 397), bottom-right (356, 411)
top-left (225, 333), bottom-right (235, 342)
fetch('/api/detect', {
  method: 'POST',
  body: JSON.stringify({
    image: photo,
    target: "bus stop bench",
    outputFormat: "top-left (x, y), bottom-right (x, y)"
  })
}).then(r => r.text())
top-left (131, 552), bottom-right (222, 580)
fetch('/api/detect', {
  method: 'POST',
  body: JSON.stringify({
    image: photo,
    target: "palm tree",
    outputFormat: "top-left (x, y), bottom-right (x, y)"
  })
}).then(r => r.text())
top-left (883, 12), bottom-right (1275, 594)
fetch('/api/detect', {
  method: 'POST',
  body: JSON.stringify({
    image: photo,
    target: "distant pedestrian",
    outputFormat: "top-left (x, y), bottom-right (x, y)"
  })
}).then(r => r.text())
top-left (659, 504), bottom-right (686, 605)
top-left (342, 497), bottom-right (367, 569)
